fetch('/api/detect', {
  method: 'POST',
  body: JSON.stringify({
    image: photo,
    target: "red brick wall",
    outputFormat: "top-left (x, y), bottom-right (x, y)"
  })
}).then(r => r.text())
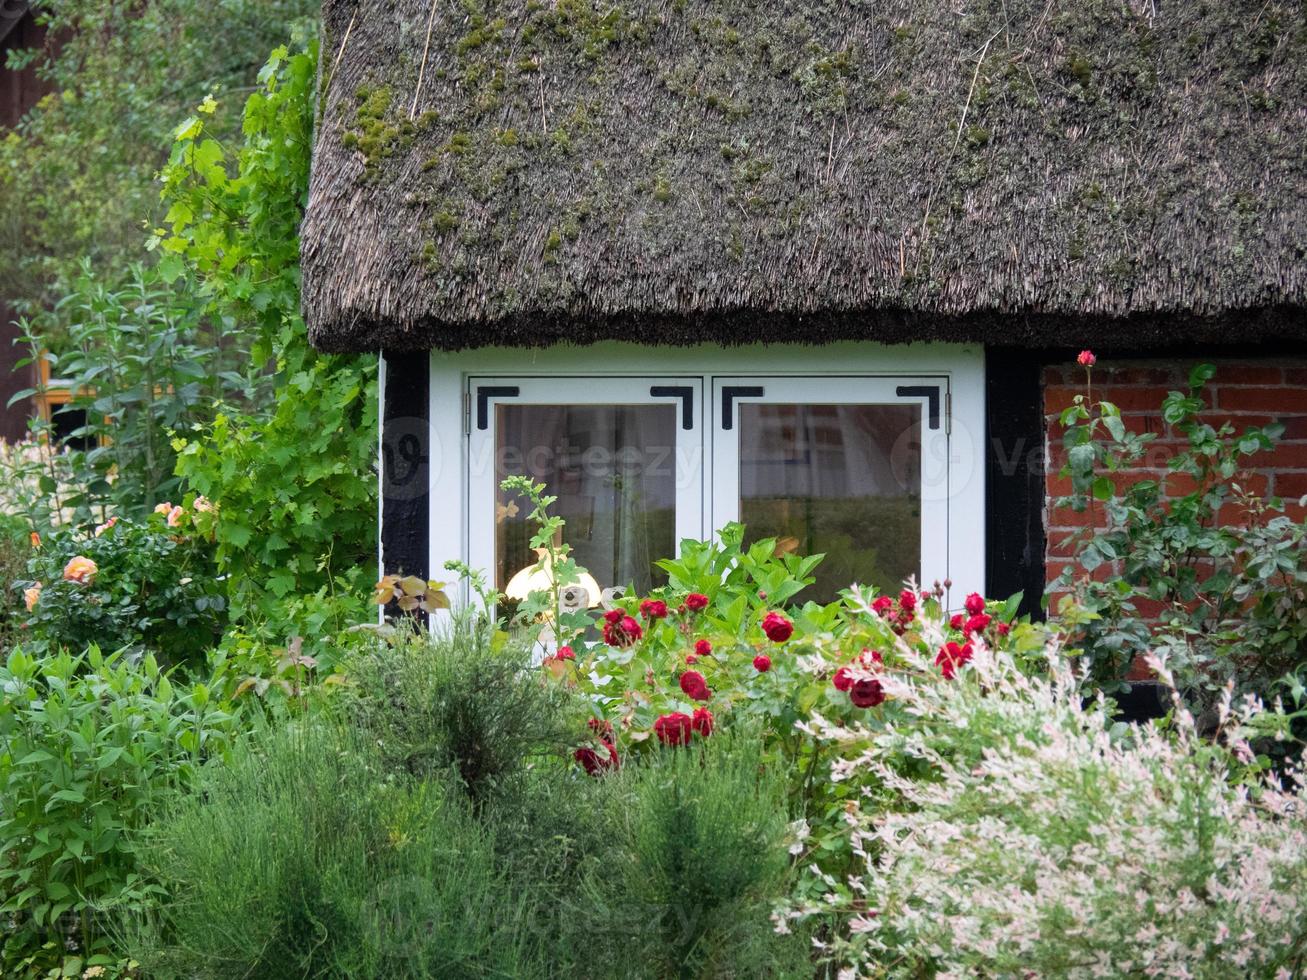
top-left (1043, 359), bottom-right (1307, 594)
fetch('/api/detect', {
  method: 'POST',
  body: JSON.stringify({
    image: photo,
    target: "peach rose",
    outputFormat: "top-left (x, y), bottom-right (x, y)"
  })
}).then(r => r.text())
top-left (29, 532), bottom-right (40, 549)
top-left (166, 505), bottom-right (184, 528)
top-left (193, 495), bottom-right (215, 513)
top-left (94, 516), bottom-right (119, 537)
top-left (153, 502), bottom-right (172, 515)
top-left (63, 556), bottom-right (98, 585)
top-left (23, 582), bottom-right (41, 612)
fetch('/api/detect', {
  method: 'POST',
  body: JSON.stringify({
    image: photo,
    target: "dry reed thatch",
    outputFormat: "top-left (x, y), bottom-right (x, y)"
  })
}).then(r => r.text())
top-left (301, 0), bottom-right (1306, 352)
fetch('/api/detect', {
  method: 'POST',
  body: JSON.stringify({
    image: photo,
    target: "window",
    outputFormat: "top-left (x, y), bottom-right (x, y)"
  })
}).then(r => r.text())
top-left (440, 346), bottom-right (984, 607)
top-left (468, 378), bottom-right (704, 600)
top-left (713, 378), bottom-right (948, 603)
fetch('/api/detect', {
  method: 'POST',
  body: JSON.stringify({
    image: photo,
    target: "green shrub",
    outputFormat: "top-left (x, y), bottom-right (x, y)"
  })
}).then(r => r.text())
top-left (0, 646), bottom-right (238, 972)
top-left (163, 42), bottom-right (379, 634)
top-left (15, 513), bottom-right (224, 664)
top-left (343, 620), bottom-right (809, 978)
top-left (563, 731), bottom-right (810, 979)
top-left (128, 721), bottom-right (535, 979)
top-left (343, 616), bottom-right (579, 805)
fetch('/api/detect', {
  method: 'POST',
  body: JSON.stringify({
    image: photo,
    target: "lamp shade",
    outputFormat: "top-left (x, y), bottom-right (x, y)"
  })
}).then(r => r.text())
top-left (505, 548), bottom-right (601, 610)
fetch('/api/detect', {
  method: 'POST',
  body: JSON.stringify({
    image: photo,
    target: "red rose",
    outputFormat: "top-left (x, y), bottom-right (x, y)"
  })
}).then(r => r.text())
top-left (603, 608), bottom-right (624, 624)
top-left (694, 638), bottom-right (712, 657)
top-left (588, 717), bottom-right (613, 737)
top-left (964, 592), bottom-right (985, 616)
top-left (935, 641), bottom-right (974, 680)
top-left (950, 613), bottom-right (965, 630)
top-left (964, 613), bottom-right (991, 635)
top-left (872, 596), bottom-right (894, 617)
top-left (762, 611), bottom-right (793, 643)
top-left (863, 649), bottom-right (883, 666)
top-left (679, 670), bottom-right (711, 701)
top-left (556, 645), bottom-right (576, 661)
top-left (574, 739), bottom-right (620, 776)
top-left (753, 655), bottom-right (771, 672)
top-left (833, 666), bottom-right (854, 692)
top-left (1077, 350), bottom-right (1096, 367)
top-left (602, 614), bottom-right (643, 647)
top-left (691, 706), bottom-right (714, 737)
top-left (898, 589), bottom-right (917, 612)
top-left (850, 678), bottom-right (885, 708)
top-left (654, 712), bottom-right (693, 746)
top-left (996, 621), bottom-right (1011, 637)
top-left (685, 653), bottom-right (698, 665)
top-left (685, 593), bottom-right (709, 612)
top-left (639, 598), bottom-right (669, 619)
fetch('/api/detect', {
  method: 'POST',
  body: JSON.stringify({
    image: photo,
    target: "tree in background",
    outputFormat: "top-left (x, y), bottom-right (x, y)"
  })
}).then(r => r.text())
top-left (0, 0), bottom-right (319, 316)
top-left (2, 9), bottom-right (379, 649)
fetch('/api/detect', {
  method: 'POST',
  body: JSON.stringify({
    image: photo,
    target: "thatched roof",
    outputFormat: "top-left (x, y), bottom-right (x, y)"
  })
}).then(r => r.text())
top-left (302, 0), bottom-right (1307, 353)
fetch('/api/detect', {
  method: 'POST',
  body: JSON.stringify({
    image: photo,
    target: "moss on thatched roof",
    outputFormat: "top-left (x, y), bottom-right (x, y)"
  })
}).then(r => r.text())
top-left (302, 0), bottom-right (1307, 352)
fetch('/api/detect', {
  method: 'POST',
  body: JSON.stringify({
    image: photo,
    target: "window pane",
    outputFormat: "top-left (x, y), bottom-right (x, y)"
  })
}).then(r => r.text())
top-left (738, 403), bottom-right (922, 601)
top-left (495, 404), bottom-right (677, 597)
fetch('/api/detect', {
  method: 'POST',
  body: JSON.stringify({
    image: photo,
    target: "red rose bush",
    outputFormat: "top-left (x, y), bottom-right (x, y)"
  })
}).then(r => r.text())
top-left (458, 475), bottom-right (1307, 975)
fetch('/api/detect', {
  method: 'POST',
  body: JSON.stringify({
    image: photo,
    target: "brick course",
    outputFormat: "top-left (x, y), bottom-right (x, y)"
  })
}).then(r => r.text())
top-left (1043, 360), bottom-right (1307, 595)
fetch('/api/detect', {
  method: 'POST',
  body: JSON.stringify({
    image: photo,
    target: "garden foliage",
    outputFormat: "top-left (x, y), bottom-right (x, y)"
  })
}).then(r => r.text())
top-left (16, 508), bottom-right (223, 664)
top-left (0, 646), bottom-right (239, 975)
top-left (2, 39), bottom-right (377, 648)
top-left (129, 720), bottom-right (532, 980)
top-left (6, 263), bottom-right (256, 519)
top-left (1056, 359), bottom-right (1307, 719)
top-left (161, 42), bottom-right (379, 633)
top-left (783, 636), bottom-right (1307, 978)
top-left (131, 623), bottom-right (807, 979)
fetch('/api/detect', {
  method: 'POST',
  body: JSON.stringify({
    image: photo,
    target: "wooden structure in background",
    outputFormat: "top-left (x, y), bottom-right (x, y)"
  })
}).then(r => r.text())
top-left (0, 2), bottom-right (48, 442)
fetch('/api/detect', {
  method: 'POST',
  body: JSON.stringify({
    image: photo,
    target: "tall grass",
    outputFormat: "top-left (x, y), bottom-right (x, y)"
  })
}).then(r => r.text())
top-left (125, 621), bottom-right (812, 978)
top-left (560, 731), bottom-right (810, 979)
top-left (125, 719), bottom-right (535, 979)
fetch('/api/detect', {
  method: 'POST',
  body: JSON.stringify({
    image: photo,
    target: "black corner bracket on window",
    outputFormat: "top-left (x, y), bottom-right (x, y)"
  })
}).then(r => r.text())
top-left (650, 386), bottom-right (694, 430)
top-left (895, 385), bottom-right (941, 430)
top-left (721, 386), bottom-right (765, 430)
top-left (475, 386), bottom-right (520, 431)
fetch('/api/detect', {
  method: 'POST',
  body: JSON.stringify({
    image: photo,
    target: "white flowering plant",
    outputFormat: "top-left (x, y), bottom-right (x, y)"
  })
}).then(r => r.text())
top-left (780, 617), bottom-right (1307, 979)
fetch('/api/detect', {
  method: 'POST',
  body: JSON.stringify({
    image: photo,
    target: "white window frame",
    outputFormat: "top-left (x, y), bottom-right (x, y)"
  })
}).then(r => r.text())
top-left (711, 375), bottom-right (953, 595)
top-left (423, 342), bottom-right (986, 612)
top-left (467, 376), bottom-right (705, 598)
